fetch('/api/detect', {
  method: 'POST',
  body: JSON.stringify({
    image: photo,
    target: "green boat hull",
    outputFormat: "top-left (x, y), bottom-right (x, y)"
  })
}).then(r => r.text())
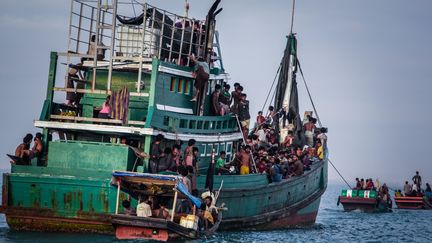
top-left (1, 160), bottom-right (327, 232)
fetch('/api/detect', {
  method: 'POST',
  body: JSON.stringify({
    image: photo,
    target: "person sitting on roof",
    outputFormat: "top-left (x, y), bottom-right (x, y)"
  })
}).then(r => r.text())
top-left (12, 134), bottom-right (33, 166)
top-left (122, 199), bottom-right (136, 216)
top-left (98, 95), bottom-right (111, 119)
top-left (137, 195), bottom-right (152, 217)
top-left (87, 35), bottom-right (105, 61)
top-left (153, 201), bottom-right (170, 220)
top-left (31, 133), bottom-right (44, 166)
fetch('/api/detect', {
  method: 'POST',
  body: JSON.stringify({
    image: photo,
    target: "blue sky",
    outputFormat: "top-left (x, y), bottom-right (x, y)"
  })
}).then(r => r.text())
top-left (0, 0), bottom-right (431, 187)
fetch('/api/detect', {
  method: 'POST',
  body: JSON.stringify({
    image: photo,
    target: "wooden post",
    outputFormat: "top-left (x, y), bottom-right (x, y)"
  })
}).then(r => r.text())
top-left (171, 190), bottom-right (178, 221)
top-left (115, 179), bottom-right (121, 214)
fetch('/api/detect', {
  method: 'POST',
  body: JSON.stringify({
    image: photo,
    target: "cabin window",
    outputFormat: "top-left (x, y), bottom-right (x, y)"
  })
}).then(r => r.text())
top-left (219, 143), bottom-right (226, 153)
top-left (163, 116), bottom-right (170, 126)
top-left (226, 142), bottom-right (233, 161)
top-left (200, 144), bottom-right (206, 157)
top-left (177, 79), bottom-right (184, 93)
top-left (170, 77), bottom-right (176, 92)
top-left (207, 144), bottom-right (214, 156)
top-left (184, 80), bottom-right (191, 94)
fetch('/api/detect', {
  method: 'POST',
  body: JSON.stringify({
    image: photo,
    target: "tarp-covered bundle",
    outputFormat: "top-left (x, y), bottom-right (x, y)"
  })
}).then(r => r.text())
top-left (273, 34), bottom-right (306, 147)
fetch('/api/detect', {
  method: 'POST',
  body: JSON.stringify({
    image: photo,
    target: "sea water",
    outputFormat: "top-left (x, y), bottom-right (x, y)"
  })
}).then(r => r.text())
top-left (0, 182), bottom-right (431, 243)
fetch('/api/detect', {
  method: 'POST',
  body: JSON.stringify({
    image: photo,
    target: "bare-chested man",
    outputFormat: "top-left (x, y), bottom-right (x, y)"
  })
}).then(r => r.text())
top-left (13, 134), bottom-right (33, 165)
top-left (240, 145), bottom-right (251, 175)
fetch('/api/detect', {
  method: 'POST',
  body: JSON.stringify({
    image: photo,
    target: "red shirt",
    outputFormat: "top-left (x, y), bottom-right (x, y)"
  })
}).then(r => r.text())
top-left (256, 115), bottom-right (266, 125)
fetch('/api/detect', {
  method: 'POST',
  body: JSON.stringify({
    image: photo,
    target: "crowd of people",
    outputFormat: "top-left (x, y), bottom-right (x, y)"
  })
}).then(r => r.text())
top-left (353, 177), bottom-right (392, 206)
top-left (121, 192), bottom-right (218, 231)
top-left (10, 133), bottom-right (44, 166)
top-left (397, 171), bottom-right (432, 199)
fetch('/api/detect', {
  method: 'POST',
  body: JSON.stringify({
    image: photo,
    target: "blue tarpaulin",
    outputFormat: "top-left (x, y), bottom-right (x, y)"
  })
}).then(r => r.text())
top-left (176, 181), bottom-right (202, 208)
top-left (112, 171), bottom-right (179, 182)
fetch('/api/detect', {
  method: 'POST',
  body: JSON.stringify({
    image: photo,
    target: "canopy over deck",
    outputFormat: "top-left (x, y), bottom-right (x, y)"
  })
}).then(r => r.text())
top-left (111, 171), bottom-right (201, 208)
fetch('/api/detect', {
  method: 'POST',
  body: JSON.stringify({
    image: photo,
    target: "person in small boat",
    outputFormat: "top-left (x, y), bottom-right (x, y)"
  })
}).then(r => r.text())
top-left (122, 199), bottom-right (136, 216)
top-left (395, 190), bottom-right (402, 197)
top-left (198, 203), bottom-right (214, 230)
top-left (239, 145), bottom-right (252, 175)
top-left (137, 195), bottom-right (152, 217)
top-left (403, 181), bottom-right (413, 196)
top-left (365, 179), bottom-right (375, 190)
top-left (412, 171), bottom-right (422, 191)
top-left (178, 165), bottom-right (192, 193)
top-left (354, 178), bottom-right (361, 190)
top-left (189, 54), bottom-right (209, 102)
top-left (98, 95), bottom-right (111, 119)
top-left (426, 183), bottom-right (432, 193)
top-left (153, 201), bottom-right (170, 220)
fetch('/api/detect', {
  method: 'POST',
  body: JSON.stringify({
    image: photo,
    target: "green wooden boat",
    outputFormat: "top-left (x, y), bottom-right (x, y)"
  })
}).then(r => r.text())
top-left (0, 0), bottom-right (327, 233)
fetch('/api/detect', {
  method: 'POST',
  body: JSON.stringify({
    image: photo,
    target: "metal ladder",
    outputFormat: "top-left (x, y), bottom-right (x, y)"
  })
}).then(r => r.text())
top-left (212, 30), bottom-right (225, 72)
top-left (92, 0), bottom-right (118, 92)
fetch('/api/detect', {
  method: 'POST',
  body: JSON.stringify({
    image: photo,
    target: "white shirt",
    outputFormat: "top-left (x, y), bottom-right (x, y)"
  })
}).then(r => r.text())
top-left (256, 129), bottom-right (267, 142)
top-left (136, 202), bottom-right (152, 217)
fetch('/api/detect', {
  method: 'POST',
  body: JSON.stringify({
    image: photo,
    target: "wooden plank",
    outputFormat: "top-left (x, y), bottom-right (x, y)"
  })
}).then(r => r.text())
top-left (50, 115), bottom-right (123, 124)
top-left (53, 87), bottom-right (149, 97)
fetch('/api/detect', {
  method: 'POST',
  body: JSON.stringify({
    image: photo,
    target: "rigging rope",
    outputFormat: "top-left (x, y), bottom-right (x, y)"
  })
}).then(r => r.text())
top-left (297, 58), bottom-right (352, 189)
top-left (261, 64), bottom-right (281, 113)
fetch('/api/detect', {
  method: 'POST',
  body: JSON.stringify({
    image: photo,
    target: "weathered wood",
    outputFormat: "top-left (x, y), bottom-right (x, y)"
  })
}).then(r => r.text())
top-left (53, 87), bottom-right (150, 97)
top-left (50, 115), bottom-right (123, 124)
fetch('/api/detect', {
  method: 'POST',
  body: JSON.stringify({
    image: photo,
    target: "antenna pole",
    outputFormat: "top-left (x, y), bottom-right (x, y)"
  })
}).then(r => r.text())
top-left (289, 0), bottom-right (296, 34)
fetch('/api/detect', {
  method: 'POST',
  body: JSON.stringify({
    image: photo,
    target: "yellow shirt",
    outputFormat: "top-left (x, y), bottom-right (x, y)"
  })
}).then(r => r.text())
top-left (317, 146), bottom-right (324, 160)
top-left (204, 211), bottom-right (214, 224)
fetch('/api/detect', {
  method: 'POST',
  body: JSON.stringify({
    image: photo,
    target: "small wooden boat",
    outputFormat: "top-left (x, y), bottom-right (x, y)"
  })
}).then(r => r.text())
top-left (110, 171), bottom-right (222, 241)
top-left (394, 196), bottom-right (432, 210)
top-left (337, 189), bottom-right (392, 213)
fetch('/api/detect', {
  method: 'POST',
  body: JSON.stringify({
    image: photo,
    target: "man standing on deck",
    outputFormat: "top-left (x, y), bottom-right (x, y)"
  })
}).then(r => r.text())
top-left (150, 134), bottom-right (164, 173)
top-left (412, 171), bottom-right (422, 191)
top-left (238, 93), bottom-right (251, 140)
top-left (211, 84), bottom-right (222, 115)
top-left (240, 145), bottom-right (252, 175)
